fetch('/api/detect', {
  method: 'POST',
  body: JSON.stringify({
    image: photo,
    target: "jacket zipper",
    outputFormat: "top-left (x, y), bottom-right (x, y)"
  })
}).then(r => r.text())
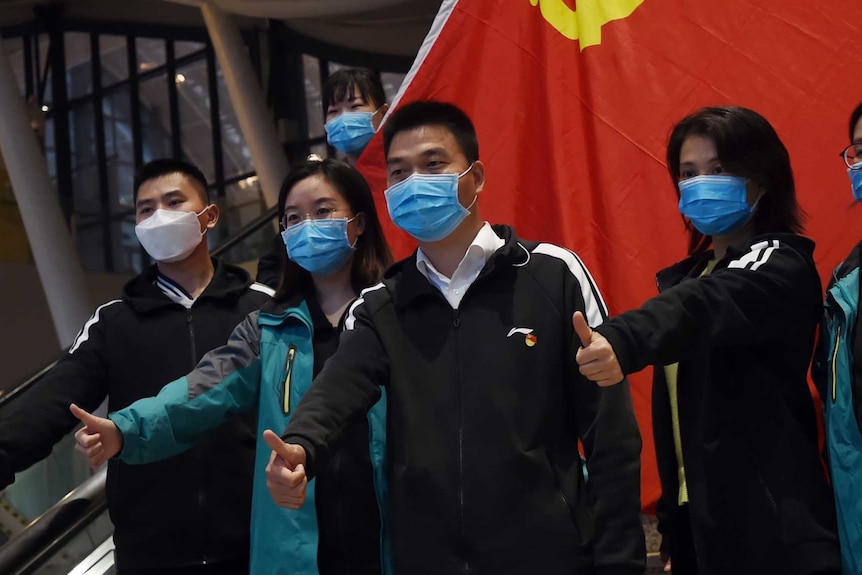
top-left (187, 309), bottom-right (207, 565)
top-left (282, 345), bottom-right (296, 414)
top-left (452, 308), bottom-right (469, 573)
top-left (832, 326), bottom-right (841, 403)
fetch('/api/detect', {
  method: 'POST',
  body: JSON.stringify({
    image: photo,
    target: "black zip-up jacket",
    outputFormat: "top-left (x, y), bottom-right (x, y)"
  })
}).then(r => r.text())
top-left (0, 259), bottom-right (272, 572)
top-left (301, 289), bottom-right (381, 575)
top-left (594, 234), bottom-right (840, 575)
top-left (282, 225), bottom-right (645, 575)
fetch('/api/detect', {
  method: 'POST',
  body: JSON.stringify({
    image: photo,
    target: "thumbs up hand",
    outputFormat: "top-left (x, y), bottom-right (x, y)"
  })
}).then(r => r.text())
top-left (573, 312), bottom-right (624, 387)
top-left (70, 403), bottom-right (123, 468)
top-left (263, 429), bottom-right (308, 509)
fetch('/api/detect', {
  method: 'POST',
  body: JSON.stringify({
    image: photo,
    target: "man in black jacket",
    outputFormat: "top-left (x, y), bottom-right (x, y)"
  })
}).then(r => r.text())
top-left (0, 159), bottom-right (272, 574)
top-left (265, 101), bottom-right (645, 574)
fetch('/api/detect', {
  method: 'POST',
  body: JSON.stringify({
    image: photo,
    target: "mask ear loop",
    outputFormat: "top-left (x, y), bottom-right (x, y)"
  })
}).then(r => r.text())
top-left (196, 205), bottom-right (213, 237)
top-left (458, 162), bottom-right (479, 211)
top-left (346, 214), bottom-right (361, 248)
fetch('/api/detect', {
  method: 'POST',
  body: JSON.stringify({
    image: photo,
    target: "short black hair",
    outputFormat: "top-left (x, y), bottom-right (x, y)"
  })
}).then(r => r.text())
top-left (322, 69), bottom-right (387, 114)
top-left (666, 106), bottom-right (804, 255)
top-left (382, 101), bottom-right (479, 164)
top-left (133, 158), bottom-right (209, 204)
top-left (849, 101), bottom-right (862, 142)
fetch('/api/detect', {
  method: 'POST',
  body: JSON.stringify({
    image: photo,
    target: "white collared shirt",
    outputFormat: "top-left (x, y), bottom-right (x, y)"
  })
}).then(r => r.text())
top-left (416, 222), bottom-right (505, 309)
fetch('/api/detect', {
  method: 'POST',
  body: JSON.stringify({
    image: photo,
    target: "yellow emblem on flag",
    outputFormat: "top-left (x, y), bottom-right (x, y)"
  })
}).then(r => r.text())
top-left (530, 0), bottom-right (646, 50)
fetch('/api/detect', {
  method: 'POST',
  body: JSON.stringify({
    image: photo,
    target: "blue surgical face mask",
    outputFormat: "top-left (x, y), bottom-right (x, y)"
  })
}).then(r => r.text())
top-left (384, 164), bottom-right (477, 242)
top-left (325, 111), bottom-right (378, 155)
top-left (848, 165), bottom-right (862, 203)
top-left (281, 216), bottom-right (358, 276)
top-left (678, 175), bottom-right (755, 237)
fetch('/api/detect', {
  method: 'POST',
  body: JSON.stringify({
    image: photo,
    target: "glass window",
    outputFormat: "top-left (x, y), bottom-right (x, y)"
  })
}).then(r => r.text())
top-left (138, 73), bottom-right (172, 163)
top-left (216, 63), bottom-right (253, 178)
top-left (111, 217), bottom-right (145, 274)
top-left (303, 54), bottom-right (324, 139)
top-left (136, 37), bottom-right (166, 73)
top-left (176, 59), bottom-right (215, 182)
top-left (69, 102), bottom-right (98, 216)
top-left (175, 40), bottom-right (205, 59)
top-left (381, 72), bottom-right (406, 104)
top-left (64, 32), bottom-right (92, 99)
top-left (103, 85), bottom-right (135, 211)
top-left (328, 61), bottom-right (349, 75)
top-left (44, 117), bottom-right (56, 180)
top-left (100, 35), bottom-right (128, 85)
top-left (217, 177), bottom-right (275, 265)
top-left (36, 34), bottom-right (50, 81)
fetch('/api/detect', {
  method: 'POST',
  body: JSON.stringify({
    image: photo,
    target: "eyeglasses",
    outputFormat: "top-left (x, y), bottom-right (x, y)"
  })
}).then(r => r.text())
top-left (840, 143), bottom-right (862, 170)
top-left (281, 207), bottom-right (350, 229)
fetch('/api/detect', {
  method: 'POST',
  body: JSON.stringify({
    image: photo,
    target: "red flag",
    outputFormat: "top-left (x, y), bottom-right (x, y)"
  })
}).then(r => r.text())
top-left (357, 0), bottom-right (862, 511)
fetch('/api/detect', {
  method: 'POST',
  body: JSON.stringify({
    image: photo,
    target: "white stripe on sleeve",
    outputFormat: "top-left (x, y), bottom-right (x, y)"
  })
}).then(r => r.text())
top-left (250, 282), bottom-right (275, 297)
top-left (345, 283), bottom-right (386, 331)
top-left (69, 300), bottom-right (123, 354)
top-left (532, 244), bottom-right (608, 328)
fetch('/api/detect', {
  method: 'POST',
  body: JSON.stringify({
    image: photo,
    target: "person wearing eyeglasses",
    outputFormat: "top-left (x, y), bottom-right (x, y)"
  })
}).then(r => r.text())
top-left (813, 102), bottom-right (862, 575)
top-left (70, 157), bottom-right (394, 575)
top-left (573, 106), bottom-right (840, 575)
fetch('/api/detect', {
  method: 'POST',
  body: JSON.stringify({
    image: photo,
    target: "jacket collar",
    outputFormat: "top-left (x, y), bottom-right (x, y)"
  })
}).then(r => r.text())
top-left (834, 239), bottom-right (862, 282)
top-left (259, 287), bottom-right (336, 335)
top-left (656, 233), bottom-right (815, 291)
top-left (123, 258), bottom-right (252, 313)
top-left (387, 224), bottom-right (528, 309)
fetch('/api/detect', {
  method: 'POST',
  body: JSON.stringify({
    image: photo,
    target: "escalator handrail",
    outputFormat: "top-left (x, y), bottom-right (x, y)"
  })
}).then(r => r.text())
top-left (0, 204), bottom-right (279, 411)
top-left (0, 467), bottom-right (108, 575)
top-left (0, 359), bottom-right (60, 409)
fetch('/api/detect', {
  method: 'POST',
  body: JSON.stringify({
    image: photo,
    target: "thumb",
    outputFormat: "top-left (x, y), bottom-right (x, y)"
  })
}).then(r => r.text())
top-left (572, 311), bottom-right (593, 348)
top-left (70, 403), bottom-right (101, 429)
top-left (263, 429), bottom-right (305, 468)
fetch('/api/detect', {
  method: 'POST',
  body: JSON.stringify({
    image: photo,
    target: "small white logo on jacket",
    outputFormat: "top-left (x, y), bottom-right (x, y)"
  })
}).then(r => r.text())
top-left (507, 327), bottom-right (537, 347)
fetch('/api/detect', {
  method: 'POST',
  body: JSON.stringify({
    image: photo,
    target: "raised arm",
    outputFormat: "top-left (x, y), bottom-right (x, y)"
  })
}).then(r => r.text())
top-left (279, 288), bottom-right (389, 478)
top-left (0, 302), bottom-right (117, 487)
top-left (87, 312), bottom-right (265, 465)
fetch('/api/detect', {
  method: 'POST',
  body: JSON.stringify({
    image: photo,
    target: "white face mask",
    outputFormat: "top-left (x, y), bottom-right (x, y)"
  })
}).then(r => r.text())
top-left (135, 207), bottom-right (209, 263)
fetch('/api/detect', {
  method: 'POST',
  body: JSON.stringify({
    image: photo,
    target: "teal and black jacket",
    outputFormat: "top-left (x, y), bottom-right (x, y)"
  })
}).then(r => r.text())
top-left (109, 296), bottom-right (388, 575)
top-left (814, 240), bottom-right (862, 575)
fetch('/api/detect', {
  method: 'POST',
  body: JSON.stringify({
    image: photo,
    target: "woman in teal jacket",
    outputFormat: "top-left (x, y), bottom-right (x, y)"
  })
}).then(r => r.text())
top-left (72, 157), bottom-right (393, 575)
top-left (814, 101), bottom-right (862, 575)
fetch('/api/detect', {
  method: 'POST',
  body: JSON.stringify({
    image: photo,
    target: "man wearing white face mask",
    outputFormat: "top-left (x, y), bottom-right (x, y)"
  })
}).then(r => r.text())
top-left (0, 158), bottom-right (274, 575)
top-left (267, 102), bottom-right (646, 574)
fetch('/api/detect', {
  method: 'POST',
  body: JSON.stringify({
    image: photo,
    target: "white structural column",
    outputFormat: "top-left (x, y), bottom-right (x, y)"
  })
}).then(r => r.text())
top-left (201, 1), bottom-right (289, 207)
top-left (0, 39), bottom-right (90, 349)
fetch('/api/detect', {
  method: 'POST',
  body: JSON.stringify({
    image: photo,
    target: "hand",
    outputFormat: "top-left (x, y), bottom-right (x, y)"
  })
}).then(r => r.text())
top-left (573, 311), bottom-right (625, 387)
top-left (660, 551), bottom-right (672, 572)
top-left (70, 403), bottom-right (123, 468)
top-left (262, 429), bottom-right (308, 509)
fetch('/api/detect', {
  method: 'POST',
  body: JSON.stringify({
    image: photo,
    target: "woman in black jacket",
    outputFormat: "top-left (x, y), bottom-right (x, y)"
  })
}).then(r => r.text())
top-left (574, 106), bottom-right (840, 575)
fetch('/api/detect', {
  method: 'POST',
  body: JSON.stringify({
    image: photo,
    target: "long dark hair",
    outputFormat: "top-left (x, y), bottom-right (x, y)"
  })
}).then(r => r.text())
top-left (666, 106), bottom-right (804, 255)
top-left (849, 101), bottom-right (862, 142)
top-left (273, 157), bottom-right (393, 303)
